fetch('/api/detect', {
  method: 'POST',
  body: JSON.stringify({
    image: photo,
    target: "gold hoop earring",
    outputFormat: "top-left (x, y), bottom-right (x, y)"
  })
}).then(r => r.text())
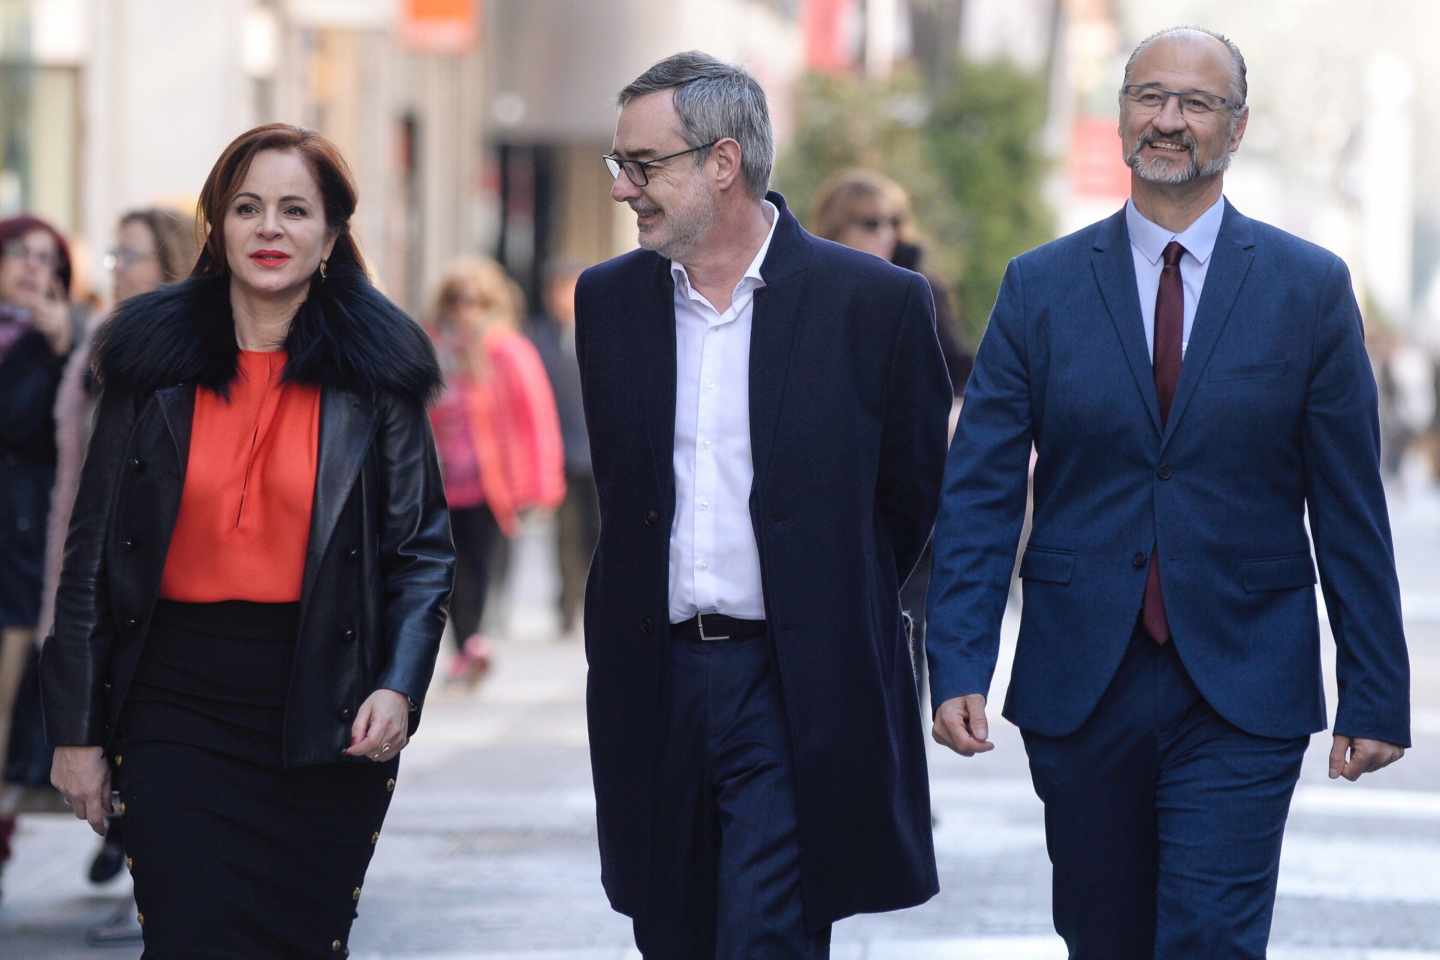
top-left (318, 259), bottom-right (328, 283)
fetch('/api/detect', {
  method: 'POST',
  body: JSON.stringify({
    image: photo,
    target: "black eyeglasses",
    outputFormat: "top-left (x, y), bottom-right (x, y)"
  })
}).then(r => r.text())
top-left (603, 141), bottom-right (720, 187)
top-left (854, 215), bottom-right (903, 234)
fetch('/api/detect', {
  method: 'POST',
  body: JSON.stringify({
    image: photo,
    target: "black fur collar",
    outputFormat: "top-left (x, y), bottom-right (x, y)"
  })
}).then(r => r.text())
top-left (95, 265), bottom-right (442, 404)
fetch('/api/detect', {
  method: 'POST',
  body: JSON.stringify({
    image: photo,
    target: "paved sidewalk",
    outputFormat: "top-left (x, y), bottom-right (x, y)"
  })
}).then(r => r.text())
top-left (5, 506), bottom-right (1440, 957)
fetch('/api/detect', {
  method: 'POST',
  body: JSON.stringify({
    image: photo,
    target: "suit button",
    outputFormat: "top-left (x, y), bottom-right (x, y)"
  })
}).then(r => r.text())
top-left (352, 886), bottom-right (362, 902)
top-left (643, 509), bottom-right (660, 527)
top-left (385, 778), bottom-right (396, 793)
top-left (342, 627), bottom-right (356, 642)
top-left (339, 706), bottom-right (353, 720)
top-left (1157, 464), bottom-right (1173, 480)
top-left (1132, 553), bottom-right (1147, 569)
top-left (128, 457), bottom-right (145, 474)
top-left (331, 940), bottom-right (343, 953)
top-left (120, 537), bottom-right (138, 551)
top-left (125, 856), bottom-right (134, 871)
top-left (370, 831), bottom-right (380, 845)
top-left (640, 617), bottom-right (653, 634)
top-left (136, 912), bottom-right (144, 927)
top-left (124, 617), bottom-right (139, 629)
top-left (346, 546), bottom-right (360, 561)
top-left (113, 754), bottom-right (123, 767)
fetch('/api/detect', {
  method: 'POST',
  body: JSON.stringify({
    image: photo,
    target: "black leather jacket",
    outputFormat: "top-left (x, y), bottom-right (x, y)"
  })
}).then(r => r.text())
top-left (39, 268), bottom-right (455, 766)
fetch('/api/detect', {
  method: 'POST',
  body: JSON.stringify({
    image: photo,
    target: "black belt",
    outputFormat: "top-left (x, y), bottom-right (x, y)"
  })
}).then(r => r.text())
top-left (671, 613), bottom-right (768, 642)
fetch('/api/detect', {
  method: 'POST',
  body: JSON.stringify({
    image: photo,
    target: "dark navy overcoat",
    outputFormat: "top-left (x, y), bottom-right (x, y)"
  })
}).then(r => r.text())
top-left (575, 193), bottom-right (952, 928)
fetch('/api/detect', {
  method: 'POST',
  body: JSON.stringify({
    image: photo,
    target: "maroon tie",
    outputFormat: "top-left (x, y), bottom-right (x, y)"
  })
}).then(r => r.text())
top-left (1141, 240), bottom-right (1185, 645)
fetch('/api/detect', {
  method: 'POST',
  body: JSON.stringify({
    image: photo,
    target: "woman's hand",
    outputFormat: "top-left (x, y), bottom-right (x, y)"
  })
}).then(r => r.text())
top-left (31, 278), bottom-right (73, 356)
top-left (51, 746), bottom-right (112, 835)
top-left (343, 689), bottom-right (412, 762)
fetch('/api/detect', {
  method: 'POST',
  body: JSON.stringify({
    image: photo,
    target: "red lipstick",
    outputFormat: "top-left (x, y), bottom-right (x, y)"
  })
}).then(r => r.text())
top-left (250, 249), bottom-right (290, 268)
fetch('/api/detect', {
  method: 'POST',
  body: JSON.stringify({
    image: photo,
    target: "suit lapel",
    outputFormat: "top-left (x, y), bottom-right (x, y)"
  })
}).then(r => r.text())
top-left (749, 196), bottom-right (813, 492)
top-left (155, 383), bottom-right (196, 476)
top-left (300, 387), bottom-right (375, 607)
top-left (1160, 202), bottom-right (1256, 452)
top-left (1091, 210), bottom-right (1162, 435)
top-left (644, 261), bottom-right (679, 500)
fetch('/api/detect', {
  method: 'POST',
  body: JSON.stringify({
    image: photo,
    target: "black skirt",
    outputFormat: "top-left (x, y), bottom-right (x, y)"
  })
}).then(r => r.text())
top-left (115, 600), bottom-right (398, 959)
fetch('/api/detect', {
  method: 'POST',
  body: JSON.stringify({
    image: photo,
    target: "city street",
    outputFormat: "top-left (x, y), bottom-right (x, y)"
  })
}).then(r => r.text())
top-left (6, 487), bottom-right (1439, 959)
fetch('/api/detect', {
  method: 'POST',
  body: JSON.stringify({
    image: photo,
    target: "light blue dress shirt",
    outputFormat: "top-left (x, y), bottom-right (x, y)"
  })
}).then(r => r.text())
top-left (1125, 195), bottom-right (1225, 360)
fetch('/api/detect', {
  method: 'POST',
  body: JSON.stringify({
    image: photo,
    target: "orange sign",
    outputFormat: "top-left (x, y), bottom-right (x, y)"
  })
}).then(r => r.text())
top-left (401, 0), bottom-right (479, 55)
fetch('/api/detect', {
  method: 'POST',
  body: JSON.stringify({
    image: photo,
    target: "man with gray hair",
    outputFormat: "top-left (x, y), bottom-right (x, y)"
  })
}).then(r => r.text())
top-left (926, 26), bottom-right (1410, 958)
top-left (575, 51), bottom-right (951, 955)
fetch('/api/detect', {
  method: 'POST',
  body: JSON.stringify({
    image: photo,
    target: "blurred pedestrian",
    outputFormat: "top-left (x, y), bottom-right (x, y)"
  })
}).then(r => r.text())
top-left (810, 169), bottom-right (974, 726)
top-left (810, 168), bottom-right (972, 392)
top-left (526, 258), bottom-right (596, 640)
top-left (42, 123), bottom-right (455, 958)
top-left (425, 256), bottom-right (564, 681)
top-left (927, 27), bottom-right (1410, 958)
top-left (0, 213), bottom-right (73, 904)
top-left (32, 206), bottom-right (196, 939)
top-left (582, 53), bottom-right (950, 956)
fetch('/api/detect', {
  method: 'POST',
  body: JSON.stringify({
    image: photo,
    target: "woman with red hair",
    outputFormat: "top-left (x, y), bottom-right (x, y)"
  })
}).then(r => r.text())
top-left (42, 125), bottom-right (454, 956)
top-left (0, 212), bottom-right (73, 902)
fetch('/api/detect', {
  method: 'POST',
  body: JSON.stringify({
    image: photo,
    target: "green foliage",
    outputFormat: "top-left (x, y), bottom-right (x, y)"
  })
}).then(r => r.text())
top-left (776, 60), bottom-right (1054, 345)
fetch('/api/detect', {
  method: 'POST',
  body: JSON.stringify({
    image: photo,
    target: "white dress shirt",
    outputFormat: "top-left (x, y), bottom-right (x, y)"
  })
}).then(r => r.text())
top-left (668, 200), bottom-right (779, 623)
top-left (1126, 194), bottom-right (1225, 360)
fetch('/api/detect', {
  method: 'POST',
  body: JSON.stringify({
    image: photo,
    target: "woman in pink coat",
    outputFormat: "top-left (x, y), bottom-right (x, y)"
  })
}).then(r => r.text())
top-left (425, 257), bottom-right (564, 684)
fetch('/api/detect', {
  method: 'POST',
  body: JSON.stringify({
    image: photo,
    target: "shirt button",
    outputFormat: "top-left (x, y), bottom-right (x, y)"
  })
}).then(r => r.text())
top-left (698, 559), bottom-right (709, 570)
top-left (698, 499), bottom-right (709, 511)
top-left (1132, 553), bottom-right (1148, 569)
top-left (702, 439), bottom-right (712, 450)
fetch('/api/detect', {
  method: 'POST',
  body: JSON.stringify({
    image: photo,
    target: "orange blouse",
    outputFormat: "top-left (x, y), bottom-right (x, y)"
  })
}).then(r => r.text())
top-left (159, 350), bottom-right (321, 603)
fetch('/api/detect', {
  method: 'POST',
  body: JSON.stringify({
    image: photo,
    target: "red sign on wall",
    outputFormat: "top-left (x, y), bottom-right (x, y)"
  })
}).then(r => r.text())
top-left (1069, 115), bottom-right (1130, 201)
top-left (401, 0), bottom-right (479, 55)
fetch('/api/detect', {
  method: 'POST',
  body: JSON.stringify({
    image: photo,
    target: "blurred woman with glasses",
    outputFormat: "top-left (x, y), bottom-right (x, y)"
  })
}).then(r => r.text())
top-left (809, 169), bottom-right (974, 742)
top-left (425, 257), bottom-right (565, 684)
top-left (0, 213), bottom-right (74, 903)
top-left (32, 207), bottom-right (196, 936)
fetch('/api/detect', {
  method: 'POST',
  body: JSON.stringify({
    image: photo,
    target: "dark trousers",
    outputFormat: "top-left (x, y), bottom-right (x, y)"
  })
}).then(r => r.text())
top-left (634, 630), bottom-right (831, 959)
top-left (1021, 627), bottom-right (1308, 959)
top-left (555, 470), bottom-right (599, 633)
top-left (449, 504), bottom-right (501, 649)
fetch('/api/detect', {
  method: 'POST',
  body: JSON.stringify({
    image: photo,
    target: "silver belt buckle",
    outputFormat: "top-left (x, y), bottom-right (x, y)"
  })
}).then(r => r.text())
top-left (696, 611), bottom-right (730, 642)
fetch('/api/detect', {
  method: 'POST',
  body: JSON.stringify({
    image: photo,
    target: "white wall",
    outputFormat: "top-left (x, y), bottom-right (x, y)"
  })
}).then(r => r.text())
top-left (83, 0), bottom-right (255, 286)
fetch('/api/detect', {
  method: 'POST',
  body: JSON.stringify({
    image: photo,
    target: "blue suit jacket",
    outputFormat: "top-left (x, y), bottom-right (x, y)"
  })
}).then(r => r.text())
top-left (927, 201), bottom-right (1411, 746)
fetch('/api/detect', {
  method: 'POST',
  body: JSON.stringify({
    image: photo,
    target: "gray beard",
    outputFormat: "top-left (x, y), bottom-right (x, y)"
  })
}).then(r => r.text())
top-left (1127, 141), bottom-right (1231, 184)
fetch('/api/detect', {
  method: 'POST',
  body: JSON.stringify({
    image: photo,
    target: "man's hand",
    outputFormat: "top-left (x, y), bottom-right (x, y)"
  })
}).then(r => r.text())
top-left (1328, 735), bottom-right (1404, 782)
top-left (51, 746), bottom-right (112, 835)
top-left (933, 694), bottom-right (995, 757)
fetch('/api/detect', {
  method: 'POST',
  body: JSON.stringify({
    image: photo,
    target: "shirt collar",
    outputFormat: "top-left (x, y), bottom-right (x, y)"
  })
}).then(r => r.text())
top-left (1125, 194), bottom-right (1226, 266)
top-left (671, 199), bottom-right (780, 296)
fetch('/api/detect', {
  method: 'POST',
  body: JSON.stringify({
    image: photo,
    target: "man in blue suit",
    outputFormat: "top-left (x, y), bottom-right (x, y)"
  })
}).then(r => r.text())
top-left (927, 26), bottom-right (1411, 959)
top-left (576, 53), bottom-right (951, 957)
